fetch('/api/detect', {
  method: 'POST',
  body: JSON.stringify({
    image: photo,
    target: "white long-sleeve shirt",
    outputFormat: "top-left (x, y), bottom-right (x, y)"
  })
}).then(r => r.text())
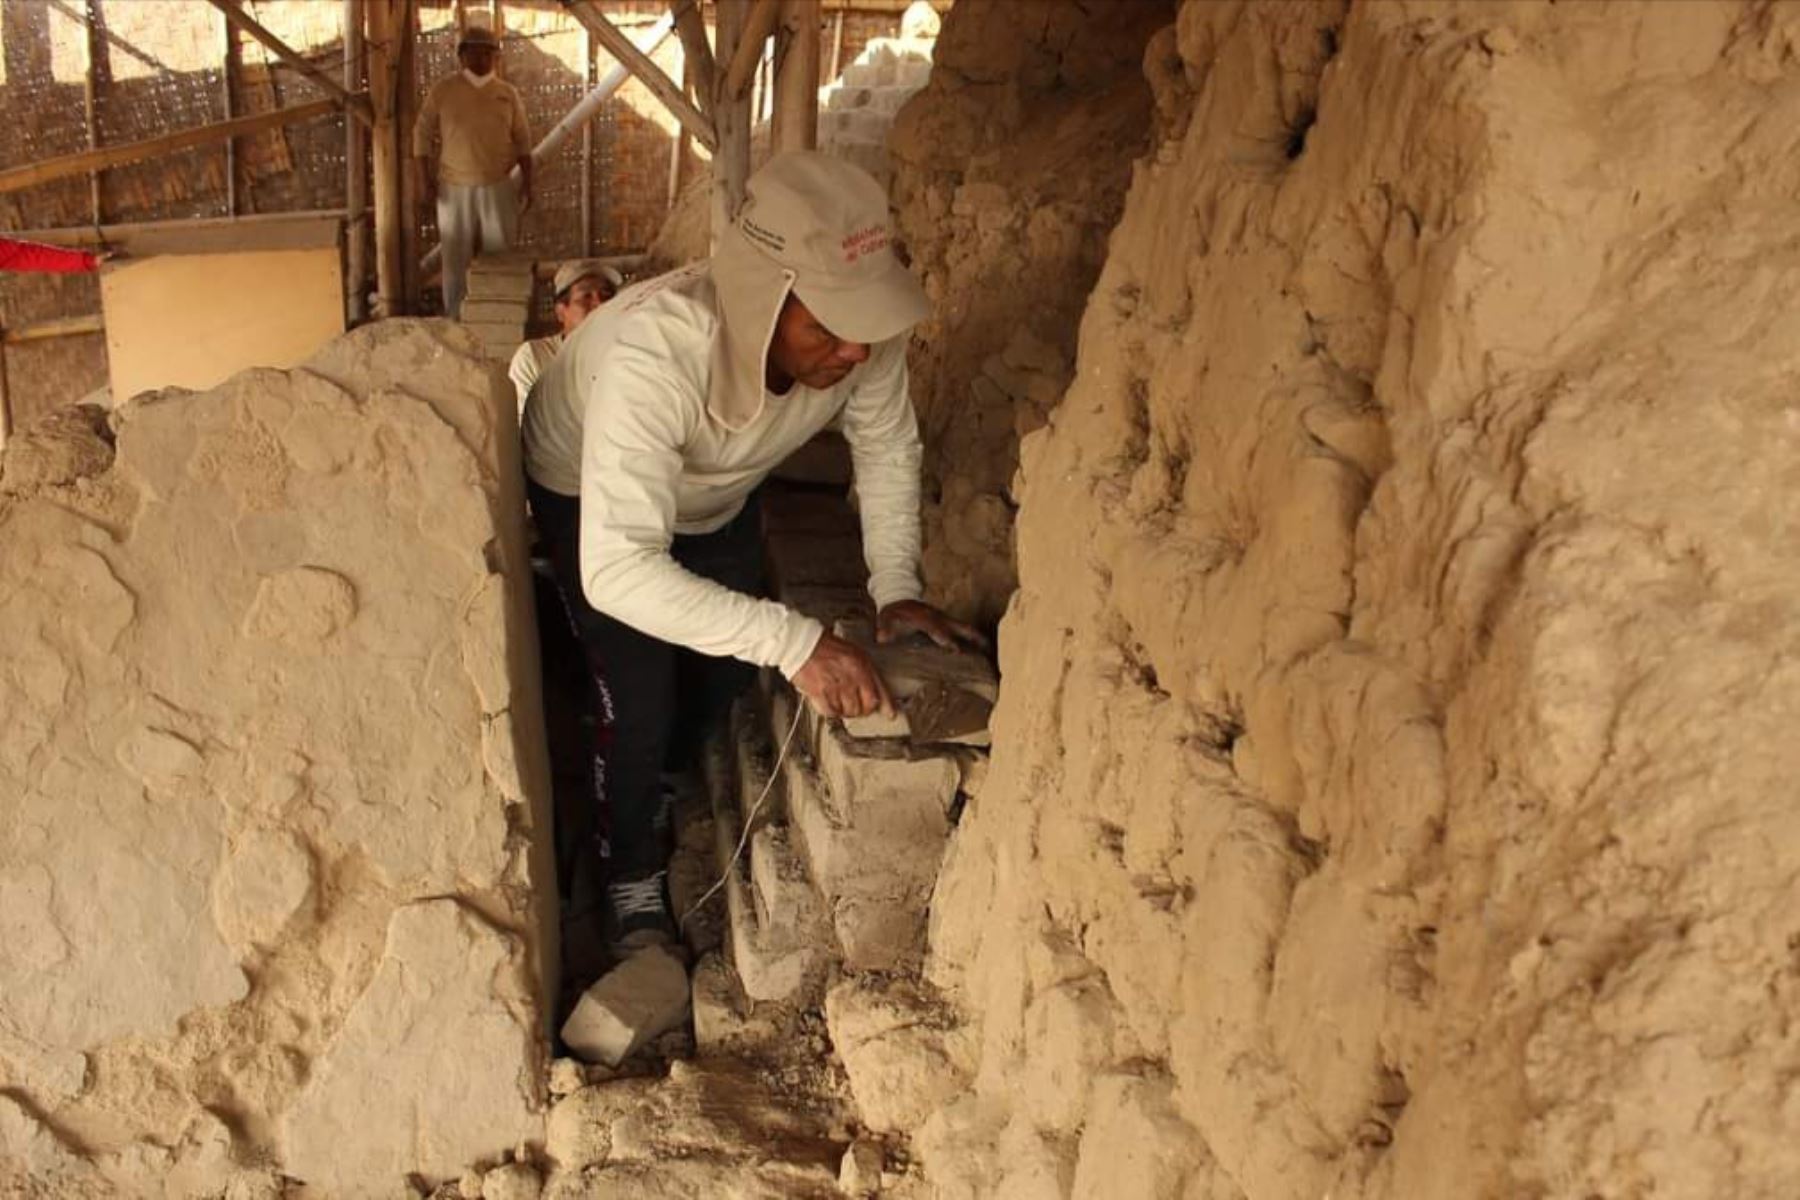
top-left (508, 332), bottom-right (562, 414)
top-left (520, 264), bottom-right (923, 677)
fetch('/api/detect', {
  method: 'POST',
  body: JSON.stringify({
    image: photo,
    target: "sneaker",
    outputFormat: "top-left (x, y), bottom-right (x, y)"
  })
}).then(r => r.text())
top-left (603, 869), bottom-right (677, 958)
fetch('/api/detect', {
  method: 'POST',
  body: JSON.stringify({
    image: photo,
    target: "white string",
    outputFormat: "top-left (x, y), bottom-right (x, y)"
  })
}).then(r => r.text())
top-left (678, 700), bottom-right (806, 931)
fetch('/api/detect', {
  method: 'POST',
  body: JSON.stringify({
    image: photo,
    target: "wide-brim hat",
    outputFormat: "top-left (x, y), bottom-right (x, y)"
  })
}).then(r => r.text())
top-left (707, 151), bottom-right (929, 431)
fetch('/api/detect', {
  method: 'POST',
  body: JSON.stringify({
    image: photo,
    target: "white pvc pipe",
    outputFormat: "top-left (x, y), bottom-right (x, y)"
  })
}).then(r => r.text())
top-left (530, 12), bottom-right (676, 167)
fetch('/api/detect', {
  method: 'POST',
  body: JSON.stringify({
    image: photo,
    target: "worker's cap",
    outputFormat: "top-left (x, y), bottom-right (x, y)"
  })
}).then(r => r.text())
top-left (552, 259), bottom-right (624, 299)
top-left (457, 23), bottom-right (501, 50)
top-left (733, 151), bottom-right (928, 345)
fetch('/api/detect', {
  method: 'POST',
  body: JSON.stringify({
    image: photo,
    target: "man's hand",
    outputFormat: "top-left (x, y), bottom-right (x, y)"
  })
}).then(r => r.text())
top-left (876, 599), bottom-right (987, 651)
top-left (792, 631), bottom-right (895, 719)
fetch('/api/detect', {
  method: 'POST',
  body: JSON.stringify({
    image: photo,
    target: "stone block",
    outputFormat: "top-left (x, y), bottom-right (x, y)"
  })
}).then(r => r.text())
top-left (284, 901), bottom-right (541, 1190)
top-left (841, 61), bottom-right (889, 89)
top-left (834, 620), bottom-right (998, 746)
top-left (845, 109), bottom-right (892, 143)
top-left (777, 583), bottom-right (875, 627)
top-left (766, 530), bottom-right (868, 592)
top-left (826, 85), bottom-right (874, 112)
top-left (0, 322), bottom-right (556, 1195)
top-left (464, 264), bottom-right (535, 302)
top-left (1069, 1075), bottom-right (1203, 1200)
top-left (561, 944), bottom-right (692, 1068)
top-left (869, 86), bottom-right (917, 116)
top-left (701, 710), bottom-right (831, 1002)
top-left (760, 485), bottom-right (861, 537)
top-left (691, 951), bottom-right (790, 1057)
top-left (839, 1138), bottom-right (885, 1196)
top-left (462, 299), bottom-right (529, 327)
top-left (826, 976), bottom-right (971, 1134)
top-left (771, 688), bottom-right (952, 969)
top-left (750, 824), bottom-right (824, 935)
top-left (482, 1160), bottom-right (544, 1200)
top-left (815, 720), bottom-right (960, 824)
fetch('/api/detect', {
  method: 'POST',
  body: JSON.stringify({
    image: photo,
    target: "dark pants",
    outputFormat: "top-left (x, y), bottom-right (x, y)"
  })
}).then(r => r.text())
top-left (528, 480), bottom-right (763, 880)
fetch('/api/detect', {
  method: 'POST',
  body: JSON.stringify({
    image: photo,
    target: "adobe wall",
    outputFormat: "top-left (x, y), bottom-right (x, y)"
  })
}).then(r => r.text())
top-left (0, 321), bottom-right (557, 1196)
top-left (909, 2), bottom-right (1800, 1197)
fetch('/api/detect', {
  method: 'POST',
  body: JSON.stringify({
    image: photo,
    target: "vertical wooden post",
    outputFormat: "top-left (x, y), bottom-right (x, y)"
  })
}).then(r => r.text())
top-left (221, 6), bottom-right (239, 215)
top-left (580, 19), bottom-right (594, 254)
top-left (396, 0), bottom-right (421, 312)
top-left (368, 0), bottom-right (403, 316)
top-left (0, 334), bottom-right (11, 452)
top-left (345, 0), bottom-right (368, 322)
top-left (711, 0), bottom-right (751, 243)
top-left (770, 0), bottom-right (818, 155)
top-left (828, 8), bottom-right (843, 82)
top-left (82, 1), bottom-right (103, 226)
top-left (667, 50), bottom-right (691, 214)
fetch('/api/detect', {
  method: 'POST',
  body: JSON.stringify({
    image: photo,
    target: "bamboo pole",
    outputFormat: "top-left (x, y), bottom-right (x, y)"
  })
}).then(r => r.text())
top-left (771, 0), bottom-right (819, 154)
top-left (722, 0), bottom-right (781, 99)
top-left (396, 0), bottom-right (421, 313)
top-left (0, 99), bottom-right (342, 196)
top-left (712, 0), bottom-right (752, 240)
top-left (45, 0), bottom-right (168, 74)
top-left (561, 1), bottom-right (716, 152)
top-left (2, 314), bottom-right (106, 344)
top-left (829, 9), bottom-right (844, 82)
top-left (221, 6), bottom-right (239, 215)
top-left (344, 0), bottom-right (368, 322)
top-left (368, 0), bottom-right (403, 316)
top-left (535, 15), bottom-right (675, 165)
top-left (206, 0), bottom-right (374, 125)
top-left (7, 209), bottom-right (345, 248)
top-left (668, 0), bottom-right (714, 114)
top-left (668, 49), bottom-right (691, 213)
top-left (82, 1), bottom-right (103, 226)
top-left (581, 20), bottom-right (595, 255)
top-left (0, 336), bottom-right (11, 452)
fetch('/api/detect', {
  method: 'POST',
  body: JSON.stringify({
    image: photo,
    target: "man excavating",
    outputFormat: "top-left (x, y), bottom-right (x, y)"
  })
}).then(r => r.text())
top-left (508, 259), bottom-right (623, 411)
top-left (523, 152), bottom-right (980, 961)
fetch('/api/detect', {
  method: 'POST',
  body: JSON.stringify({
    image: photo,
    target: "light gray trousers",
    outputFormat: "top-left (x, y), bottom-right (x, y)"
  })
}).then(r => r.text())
top-left (437, 179), bottom-right (519, 320)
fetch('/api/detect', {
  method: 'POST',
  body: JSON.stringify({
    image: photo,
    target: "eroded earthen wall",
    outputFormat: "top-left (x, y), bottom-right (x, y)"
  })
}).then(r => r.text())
top-left (889, 0), bottom-right (1173, 626)
top-left (917, 1), bottom-right (1800, 1197)
top-left (0, 322), bottom-right (555, 1196)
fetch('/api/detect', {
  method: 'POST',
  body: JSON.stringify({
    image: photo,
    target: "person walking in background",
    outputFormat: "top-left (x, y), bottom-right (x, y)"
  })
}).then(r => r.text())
top-left (412, 21), bottom-right (532, 320)
top-left (0, 237), bottom-right (114, 273)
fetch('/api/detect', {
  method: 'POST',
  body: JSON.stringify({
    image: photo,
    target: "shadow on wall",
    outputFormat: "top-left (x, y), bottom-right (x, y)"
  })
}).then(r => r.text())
top-left (888, 0), bottom-right (1178, 629)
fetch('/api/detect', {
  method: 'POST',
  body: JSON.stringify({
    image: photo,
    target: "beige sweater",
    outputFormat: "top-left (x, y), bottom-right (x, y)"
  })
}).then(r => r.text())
top-left (412, 74), bottom-right (530, 186)
top-left (520, 264), bottom-right (924, 677)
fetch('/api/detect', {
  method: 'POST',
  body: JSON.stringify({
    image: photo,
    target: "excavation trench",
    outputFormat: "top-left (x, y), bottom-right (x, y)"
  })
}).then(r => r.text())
top-left (4, 1), bottom-right (1799, 1198)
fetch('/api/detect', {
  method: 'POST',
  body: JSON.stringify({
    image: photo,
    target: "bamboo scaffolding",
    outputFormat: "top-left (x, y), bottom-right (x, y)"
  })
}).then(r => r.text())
top-left (0, 100), bottom-right (344, 196)
top-left (206, 0), bottom-right (375, 126)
